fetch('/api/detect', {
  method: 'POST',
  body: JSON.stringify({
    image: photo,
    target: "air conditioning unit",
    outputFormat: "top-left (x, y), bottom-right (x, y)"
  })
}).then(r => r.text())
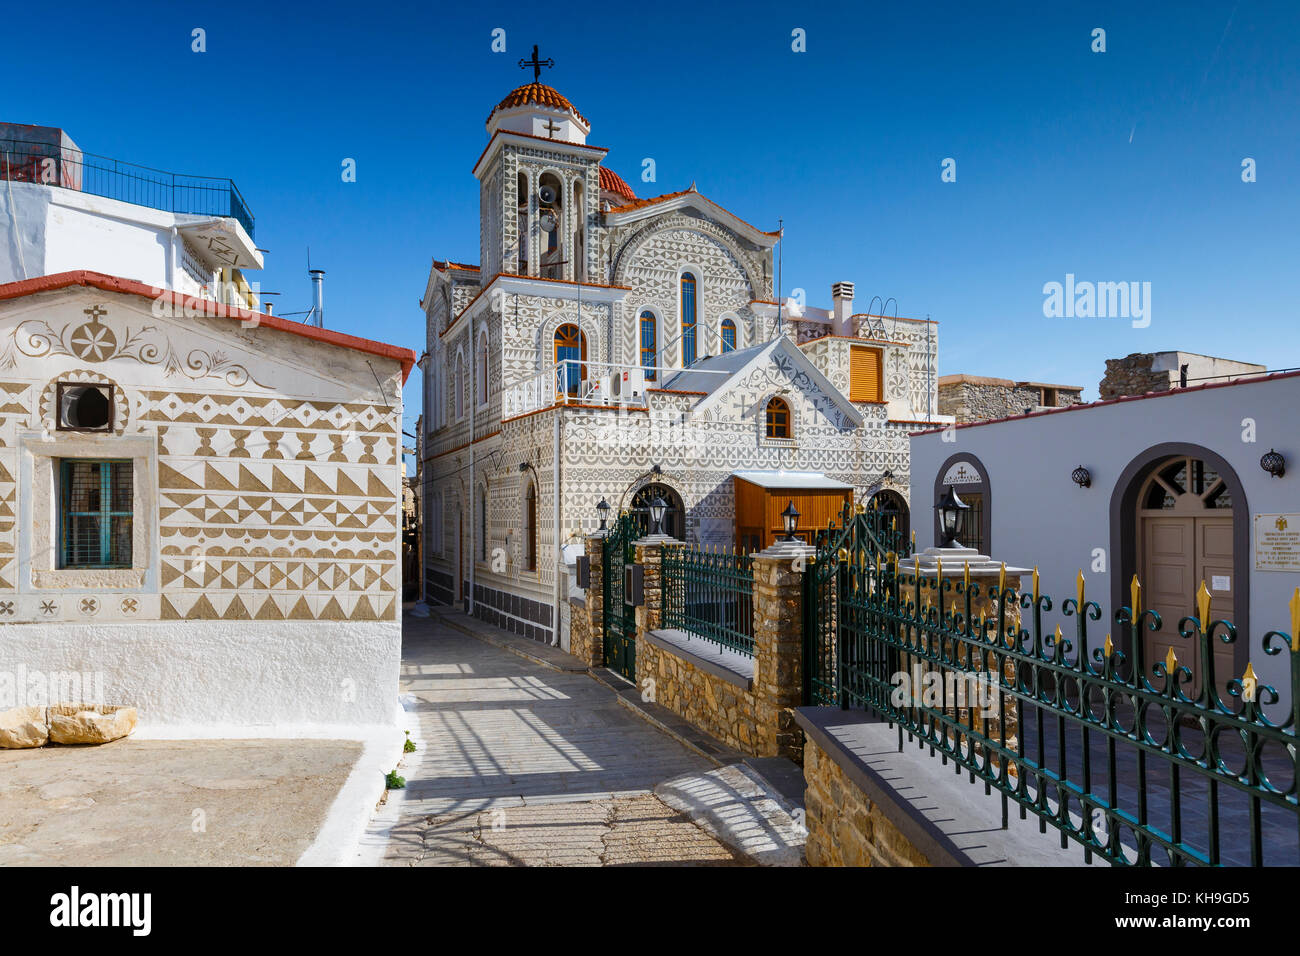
top-left (610, 368), bottom-right (646, 403)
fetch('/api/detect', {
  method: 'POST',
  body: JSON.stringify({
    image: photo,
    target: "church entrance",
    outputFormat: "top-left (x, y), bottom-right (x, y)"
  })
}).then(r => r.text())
top-left (629, 483), bottom-right (684, 540)
top-left (1135, 455), bottom-right (1235, 698)
top-left (867, 490), bottom-right (910, 546)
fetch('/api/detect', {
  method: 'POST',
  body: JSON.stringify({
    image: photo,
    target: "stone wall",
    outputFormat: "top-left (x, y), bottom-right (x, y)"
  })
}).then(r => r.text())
top-left (938, 378), bottom-right (1082, 423)
top-left (568, 536), bottom-right (605, 668)
top-left (803, 733), bottom-right (929, 866)
top-left (1098, 353), bottom-right (1168, 400)
top-left (637, 634), bottom-right (762, 754)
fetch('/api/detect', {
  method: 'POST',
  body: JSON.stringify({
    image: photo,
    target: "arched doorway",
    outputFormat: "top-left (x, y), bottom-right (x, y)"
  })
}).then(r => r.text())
top-left (1113, 444), bottom-right (1249, 699)
top-left (867, 489), bottom-right (910, 546)
top-left (629, 483), bottom-right (685, 540)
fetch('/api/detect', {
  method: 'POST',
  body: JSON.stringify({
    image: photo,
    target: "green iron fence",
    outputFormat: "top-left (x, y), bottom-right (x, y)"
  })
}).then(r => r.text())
top-left (601, 513), bottom-right (639, 681)
top-left (662, 545), bottom-right (755, 657)
top-left (805, 536), bottom-right (1300, 866)
top-left (803, 503), bottom-right (912, 706)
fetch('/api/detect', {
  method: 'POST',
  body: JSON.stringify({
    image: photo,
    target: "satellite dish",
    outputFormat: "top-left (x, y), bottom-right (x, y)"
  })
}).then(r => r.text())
top-left (538, 185), bottom-right (558, 205)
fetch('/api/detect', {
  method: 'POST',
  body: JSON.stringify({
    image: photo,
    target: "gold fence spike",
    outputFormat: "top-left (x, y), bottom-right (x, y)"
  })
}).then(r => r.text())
top-left (964, 561), bottom-right (970, 589)
top-left (1165, 645), bottom-right (1177, 673)
top-left (936, 556), bottom-right (943, 581)
top-left (856, 502), bottom-right (866, 514)
top-left (1290, 587), bottom-right (1299, 652)
top-left (837, 547), bottom-right (848, 563)
top-left (911, 530), bottom-right (917, 551)
top-left (1131, 574), bottom-right (1142, 617)
top-left (1197, 580), bottom-right (1211, 624)
top-left (1033, 566), bottom-right (1040, 603)
top-left (1242, 662), bottom-right (1258, 703)
top-left (1104, 633), bottom-right (1113, 657)
top-left (999, 562), bottom-right (1006, 593)
top-left (1076, 570), bottom-right (1085, 608)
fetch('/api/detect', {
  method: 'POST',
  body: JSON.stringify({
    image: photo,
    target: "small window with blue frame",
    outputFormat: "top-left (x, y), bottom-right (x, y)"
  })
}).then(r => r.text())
top-left (59, 459), bottom-right (133, 569)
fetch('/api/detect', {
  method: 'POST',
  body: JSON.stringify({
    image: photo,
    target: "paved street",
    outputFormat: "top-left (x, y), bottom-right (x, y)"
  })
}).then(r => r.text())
top-left (374, 615), bottom-right (750, 865)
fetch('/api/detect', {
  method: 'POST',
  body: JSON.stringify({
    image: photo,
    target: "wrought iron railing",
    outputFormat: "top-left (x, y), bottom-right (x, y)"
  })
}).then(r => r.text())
top-left (804, 503), bottom-right (912, 706)
top-left (500, 360), bottom-right (731, 419)
top-left (1, 138), bottom-right (255, 238)
top-left (663, 545), bottom-right (755, 657)
top-left (818, 550), bottom-right (1299, 866)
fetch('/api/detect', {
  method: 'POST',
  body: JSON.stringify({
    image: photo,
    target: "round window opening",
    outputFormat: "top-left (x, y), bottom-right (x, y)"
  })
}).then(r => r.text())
top-left (59, 384), bottom-right (112, 430)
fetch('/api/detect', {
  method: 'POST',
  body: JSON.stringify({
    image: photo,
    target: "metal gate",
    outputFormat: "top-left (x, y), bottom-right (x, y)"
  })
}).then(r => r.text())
top-left (602, 513), bottom-right (639, 681)
top-left (803, 502), bottom-right (911, 706)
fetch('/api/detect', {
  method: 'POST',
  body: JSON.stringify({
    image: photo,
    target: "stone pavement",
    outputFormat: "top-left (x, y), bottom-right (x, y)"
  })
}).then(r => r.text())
top-left (374, 614), bottom-right (754, 865)
top-left (0, 739), bottom-right (362, 866)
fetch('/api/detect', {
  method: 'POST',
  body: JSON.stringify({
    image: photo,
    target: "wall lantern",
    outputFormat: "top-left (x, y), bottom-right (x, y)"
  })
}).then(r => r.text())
top-left (517, 462), bottom-right (529, 473)
top-left (781, 500), bottom-right (801, 541)
top-left (935, 486), bottom-right (970, 548)
top-left (649, 496), bottom-right (667, 535)
top-left (1071, 465), bottom-right (1092, 489)
top-left (1260, 449), bottom-right (1286, 479)
top-left (596, 497), bottom-right (610, 530)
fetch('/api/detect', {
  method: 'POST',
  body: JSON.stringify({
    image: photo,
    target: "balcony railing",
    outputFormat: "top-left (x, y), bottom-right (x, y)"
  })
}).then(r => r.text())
top-left (501, 359), bottom-right (727, 419)
top-left (1, 138), bottom-right (255, 239)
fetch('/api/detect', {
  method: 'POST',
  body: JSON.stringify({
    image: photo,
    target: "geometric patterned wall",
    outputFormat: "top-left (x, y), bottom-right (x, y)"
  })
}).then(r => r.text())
top-left (0, 291), bottom-right (403, 624)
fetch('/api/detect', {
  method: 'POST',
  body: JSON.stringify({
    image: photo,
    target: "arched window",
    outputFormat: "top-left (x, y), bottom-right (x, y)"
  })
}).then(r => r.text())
top-left (476, 330), bottom-right (489, 406)
top-left (639, 311), bottom-right (657, 381)
top-left (765, 397), bottom-right (791, 439)
top-left (721, 317), bottom-right (736, 353)
top-left (553, 324), bottom-right (587, 396)
top-left (524, 481), bottom-right (538, 571)
top-left (454, 354), bottom-right (464, 420)
top-left (680, 273), bottom-right (697, 367)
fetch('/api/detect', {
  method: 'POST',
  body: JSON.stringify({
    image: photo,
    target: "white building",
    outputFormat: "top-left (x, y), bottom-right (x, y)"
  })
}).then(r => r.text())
top-left (910, 370), bottom-right (1300, 710)
top-left (422, 66), bottom-right (953, 646)
top-left (1, 124), bottom-right (262, 309)
top-left (0, 124), bottom-right (415, 732)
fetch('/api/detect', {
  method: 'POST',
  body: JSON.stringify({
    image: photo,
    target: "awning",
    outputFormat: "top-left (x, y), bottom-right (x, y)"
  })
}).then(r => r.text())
top-left (731, 470), bottom-right (852, 490)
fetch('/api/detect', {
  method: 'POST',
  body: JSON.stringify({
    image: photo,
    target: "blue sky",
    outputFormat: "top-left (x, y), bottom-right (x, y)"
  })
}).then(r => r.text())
top-left (8, 1), bottom-right (1299, 458)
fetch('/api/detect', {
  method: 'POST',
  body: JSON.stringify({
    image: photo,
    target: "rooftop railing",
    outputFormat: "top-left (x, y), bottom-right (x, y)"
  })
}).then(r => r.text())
top-left (1, 138), bottom-right (255, 239)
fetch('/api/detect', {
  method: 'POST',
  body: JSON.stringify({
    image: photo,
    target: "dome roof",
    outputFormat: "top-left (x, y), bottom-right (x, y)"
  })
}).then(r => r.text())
top-left (599, 166), bottom-right (637, 202)
top-left (488, 82), bottom-right (589, 127)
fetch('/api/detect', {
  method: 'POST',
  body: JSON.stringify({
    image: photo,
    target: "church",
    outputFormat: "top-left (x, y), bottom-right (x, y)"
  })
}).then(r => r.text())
top-left (420, 52), bottom-right (953, 645)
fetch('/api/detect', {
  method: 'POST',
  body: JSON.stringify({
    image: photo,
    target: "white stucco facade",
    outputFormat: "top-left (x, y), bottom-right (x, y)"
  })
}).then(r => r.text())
top-left (0, 276), bottom-right (413, 731)
top-left (910, 371), bottom-right (1300, 709)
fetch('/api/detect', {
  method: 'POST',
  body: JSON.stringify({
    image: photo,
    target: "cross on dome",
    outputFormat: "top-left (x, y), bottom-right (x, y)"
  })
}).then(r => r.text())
top-left (518, 44), bottom-right (554, 83)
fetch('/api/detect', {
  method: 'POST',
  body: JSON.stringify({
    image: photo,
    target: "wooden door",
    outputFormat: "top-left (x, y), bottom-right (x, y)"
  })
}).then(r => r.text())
top-left (1137, 456), bottom-right (1235, 697)
top-left (1142, 516), bottom-right (1198, 688)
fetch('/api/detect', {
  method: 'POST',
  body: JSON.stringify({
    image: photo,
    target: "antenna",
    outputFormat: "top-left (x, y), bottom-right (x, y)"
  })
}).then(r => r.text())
top-left (776, 218), bottom-right (783, 337)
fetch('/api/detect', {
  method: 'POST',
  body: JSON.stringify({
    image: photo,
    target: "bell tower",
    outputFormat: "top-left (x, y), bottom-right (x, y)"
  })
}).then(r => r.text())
top-left (475, 47), bottom-right (601, 283)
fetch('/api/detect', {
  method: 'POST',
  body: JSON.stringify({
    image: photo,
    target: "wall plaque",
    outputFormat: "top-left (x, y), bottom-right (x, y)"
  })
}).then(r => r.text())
top-left (1254, 514), bottom-right (1300, 572)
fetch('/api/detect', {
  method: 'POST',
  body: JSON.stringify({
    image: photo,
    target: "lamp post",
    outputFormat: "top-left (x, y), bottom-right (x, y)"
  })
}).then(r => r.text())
top-left (780, 500), bottom-right (800, 542)
top-left (649, 496), bottom-right (667, 536)
top-left (596, 497), bottom-right (610, 531)
top-left (935, 485), bottom-right (970, 548)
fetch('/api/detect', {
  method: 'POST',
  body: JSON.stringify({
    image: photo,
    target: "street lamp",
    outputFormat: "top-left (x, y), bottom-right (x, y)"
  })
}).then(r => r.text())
top-left (596, 497), bottom-right (610, 531)
top-left (781, 500), bottom-right (800, 542)
top-left (649, 496), bottom-right (667, 536)
top-left (935, 486), bottom-right (970, 547)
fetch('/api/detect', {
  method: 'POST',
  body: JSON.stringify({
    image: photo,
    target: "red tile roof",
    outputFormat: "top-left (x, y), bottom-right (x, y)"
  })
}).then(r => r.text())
top-left (599, 166), bottom-right (637, 202)
top-left (0, 271), bottom-right (416, 383)
top-left (603, 188), bottom-right (781, 237)
top-left (488, 82), bottom-right (589, 127)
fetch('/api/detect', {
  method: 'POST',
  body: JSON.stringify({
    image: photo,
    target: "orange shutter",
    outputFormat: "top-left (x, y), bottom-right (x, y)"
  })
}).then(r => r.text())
top-left (850, 347), bottom-right (883, 402)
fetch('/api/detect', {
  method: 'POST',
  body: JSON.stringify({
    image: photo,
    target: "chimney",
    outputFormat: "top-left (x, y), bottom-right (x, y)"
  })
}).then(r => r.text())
top-left (308, 269), bottom-right (325, 328)
top-left (831, 281), bottom-right (855, 336)
top-left (264, 301), bottom-right (273, 316)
